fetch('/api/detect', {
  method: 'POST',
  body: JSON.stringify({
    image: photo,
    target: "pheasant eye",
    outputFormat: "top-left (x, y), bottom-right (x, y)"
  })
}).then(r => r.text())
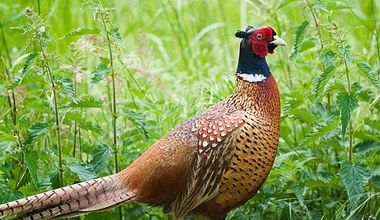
top-left (256, 34), bottom-right (263, 40)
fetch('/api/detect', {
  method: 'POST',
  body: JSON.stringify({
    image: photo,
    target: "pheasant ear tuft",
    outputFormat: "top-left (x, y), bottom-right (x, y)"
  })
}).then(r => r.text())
top-left (235, 25), bottom-right (256, 39)
top-left (235, 30), bottom-right (250, 38)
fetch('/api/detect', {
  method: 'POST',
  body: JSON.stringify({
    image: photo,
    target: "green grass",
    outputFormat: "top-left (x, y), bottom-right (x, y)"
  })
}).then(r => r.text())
top-left (0, 0), bottom-right (379, 219)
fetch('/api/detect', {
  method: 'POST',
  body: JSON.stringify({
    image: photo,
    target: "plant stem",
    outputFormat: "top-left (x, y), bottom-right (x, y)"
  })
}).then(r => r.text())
top-left (1, 25), bottom-right (12, 68)
top-left (34, 0), bottom-right (63, 186)
top-left (342, 49), bottom-right (352, 159)
top-left (348, 122), bottom-right (353, 161)
top-left (307, 0), bottom-right (323, 50)
top-left (337, 29), bottom-right (353, 161)
top-left (72, 63), bottom-right (78, 158)
top-left (375, 29), bottom-right (380, 71)
top-left (79, 128), bottom-right (82, 161)
top-left (306, 0), bottom-right (333, 113)
top-left (343, 65), bottom-right (351, 94)
top-left (1, 25), bottom-right (19, 138)
top-left (100, 14), bottom-right (119, 172)
top-left (370, 0), bottom-right (380, 69)
top-left (1, 24), bottom-right (25, 189)
top-left (293, 122), bottom-right (298, 146)
top-left (73, 123), bottom-right (78, 158)
top-left (100, 10), bottom-right (122, 220)
top-left (36, 0), bottom-right (41, 14)
top-left (40, 43), bottom-right (64, 186)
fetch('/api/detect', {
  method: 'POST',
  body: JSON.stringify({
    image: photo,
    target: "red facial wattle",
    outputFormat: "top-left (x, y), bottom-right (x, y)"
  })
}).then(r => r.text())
top-left (249, 27), bottom-right (274, 58)
top-left (250, 39), bottom-right (268, 58)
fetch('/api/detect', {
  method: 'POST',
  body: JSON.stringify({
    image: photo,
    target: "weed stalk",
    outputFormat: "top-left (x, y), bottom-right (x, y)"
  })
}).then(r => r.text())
top-left (334, 23), bottom-right (354, 161)
top-left (28, 6), bottom-right (64, 186)
top-left (1, 22), bottom-right (25, 189)
top-left (40, 44), bottom-right (64, 186)
top-left (96, 2), bottom-right (122, 219)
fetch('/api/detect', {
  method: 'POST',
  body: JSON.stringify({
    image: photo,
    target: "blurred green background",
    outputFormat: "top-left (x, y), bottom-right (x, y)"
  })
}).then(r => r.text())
top-left (0, 0), bottom-right (379, 219)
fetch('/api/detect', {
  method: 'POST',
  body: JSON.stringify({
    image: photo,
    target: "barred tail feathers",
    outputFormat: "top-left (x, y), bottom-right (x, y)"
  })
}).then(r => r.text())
top-left (0, 175), bottom-right (135, 219)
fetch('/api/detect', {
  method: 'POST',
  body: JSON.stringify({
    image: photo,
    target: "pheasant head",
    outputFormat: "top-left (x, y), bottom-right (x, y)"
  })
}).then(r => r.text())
top-left (235, 26), bottom-right (286, 83)
top-left (236, 25), bottom-right (286, 57)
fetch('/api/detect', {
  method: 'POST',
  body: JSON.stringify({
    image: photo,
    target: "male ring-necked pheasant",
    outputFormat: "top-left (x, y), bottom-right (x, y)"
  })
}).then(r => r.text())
top-left (0, 25), bottom-right (286, 220)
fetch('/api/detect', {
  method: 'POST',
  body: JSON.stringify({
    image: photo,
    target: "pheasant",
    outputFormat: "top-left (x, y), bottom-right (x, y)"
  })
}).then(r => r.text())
top-left (0, 25), bottom-right (286, 220)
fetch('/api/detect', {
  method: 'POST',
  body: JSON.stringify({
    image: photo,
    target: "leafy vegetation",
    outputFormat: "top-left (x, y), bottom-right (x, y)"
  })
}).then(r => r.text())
top-left (0, 0), bottom-right (379, 219)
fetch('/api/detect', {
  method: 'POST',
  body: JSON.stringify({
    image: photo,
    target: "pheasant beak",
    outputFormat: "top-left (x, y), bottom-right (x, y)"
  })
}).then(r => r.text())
top-left (270, 35), bottom-right (287, 46)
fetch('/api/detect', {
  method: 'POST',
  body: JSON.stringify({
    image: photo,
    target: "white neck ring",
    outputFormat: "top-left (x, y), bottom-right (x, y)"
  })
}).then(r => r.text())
top-left (237, 73), bottom-right (267, 82)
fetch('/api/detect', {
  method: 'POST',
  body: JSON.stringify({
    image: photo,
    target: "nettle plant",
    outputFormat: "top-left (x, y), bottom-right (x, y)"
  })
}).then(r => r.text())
top-left (1, 2), bottom-right (153, 218)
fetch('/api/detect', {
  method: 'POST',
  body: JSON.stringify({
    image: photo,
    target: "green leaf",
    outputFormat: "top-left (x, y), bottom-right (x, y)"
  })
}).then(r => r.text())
top-left (321, 50), bottom-right (336, 68)
top-left (24, 122), bottom-right (49, 145)
top-left (69, 95), bottom-right (102, 108)
top-left (21, 52), bottom-right (39, 76)
top-left (338, 45), bottom-right (352, 65)
top-left (90, 144), bottom-right (112, 174)
top-left (63, 110), bottom-right (102, 133)
top-left (301, 120), bottom-right (339, 146)
top-left (357, 89), bottom-right (380, 111)
top-left (25, 149), bottom-right (39, 185)
top-left (91, 63), bottom-right (110, 86)
top-left (109, 27), bottom-right (124, 47)
top-left (55, 76), bottom-right (75, 100)
top-left (290, 21), bottom-right (309, 60)
top-left (124, 109), bottom-right (149, 139)
top-left (282, 90), bottom-right (306, 116)
top-left (0, 191), bottom-right (23, 204)
top-left (336, 91), bottom-right (359, 137)
top-left (356, 140), bottom-right (380, 154)
top-left (364, 119), bottom-right (380, 130)
top-left (340, 160), bottom-right (371, 205)
top-left (0, 133), bottom-right (17, 143)
top-left (23, 97), bottom-right (50, 110)
top-left (371, 176), bottom-right (380, 189)
top-left (60, 27), bottom-right (100, 39)
top-left (49, 170), bottom-right (61, 189)
top-left (288, 108), bottom-right (315, 124)
top-left (313, 65), bottom-right (335, 101)
top-left (67, 162), bottom-right (97, 182)
top-left (40, 30), bottom-right (53, 47)
top-left (354, 130), bottom-right (380, 143)
top-left (357, 62), bottom-right (379, 90)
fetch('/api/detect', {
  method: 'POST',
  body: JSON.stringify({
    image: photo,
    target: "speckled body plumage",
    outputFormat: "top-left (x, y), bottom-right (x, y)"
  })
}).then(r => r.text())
top-left (0, 26), bottom-right (285, 220)
top-left (193, 76), bottom-right (280, 219)
top-left (117, 75), bottom-right (280, 219)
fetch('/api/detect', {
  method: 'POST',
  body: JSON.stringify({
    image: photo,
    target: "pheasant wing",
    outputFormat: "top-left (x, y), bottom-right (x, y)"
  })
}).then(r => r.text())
top-left (173, 110), bottom-right (246, 216)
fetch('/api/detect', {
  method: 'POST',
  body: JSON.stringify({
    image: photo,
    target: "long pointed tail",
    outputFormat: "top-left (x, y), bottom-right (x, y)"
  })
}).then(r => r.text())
top-left (0, 175), bottom-right (135, 219)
